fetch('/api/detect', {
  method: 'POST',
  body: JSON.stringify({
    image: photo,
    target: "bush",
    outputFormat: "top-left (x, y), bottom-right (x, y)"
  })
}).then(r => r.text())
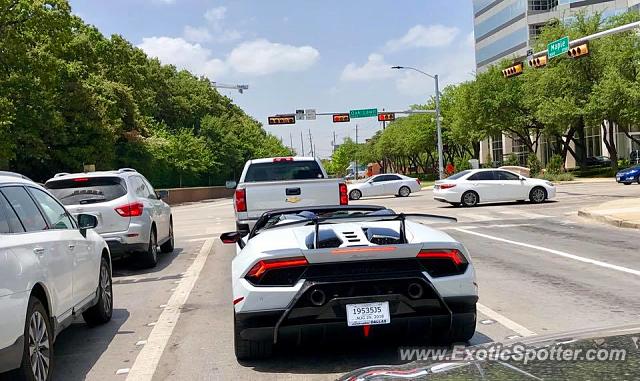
top-left (454, 156), bottom-right (472, 172)
top-left (527, 154), bottom-right (542, 177)
top-left (542, 172), bottom-right (574, 182)
top-left (546, 154), bottom-right (563, 175)
top-left (505, 153), bottom-right (519, 166)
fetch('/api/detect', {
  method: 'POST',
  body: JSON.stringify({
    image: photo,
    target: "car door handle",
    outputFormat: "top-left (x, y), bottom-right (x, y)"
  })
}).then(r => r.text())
top-left (33, 247), bottom-right (45, 255)
top-left (68, 244), bottom-right (75, 250)
top-left (286, 187), bottom-right (301, 196)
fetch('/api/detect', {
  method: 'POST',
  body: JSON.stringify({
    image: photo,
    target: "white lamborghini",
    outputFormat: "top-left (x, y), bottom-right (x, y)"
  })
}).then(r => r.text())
top-left (220, 205), bottom-right (478, 360)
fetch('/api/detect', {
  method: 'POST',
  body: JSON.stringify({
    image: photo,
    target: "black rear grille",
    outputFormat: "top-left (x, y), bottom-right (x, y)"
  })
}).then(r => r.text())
top-left (303, 259), bottom-right (423, 281)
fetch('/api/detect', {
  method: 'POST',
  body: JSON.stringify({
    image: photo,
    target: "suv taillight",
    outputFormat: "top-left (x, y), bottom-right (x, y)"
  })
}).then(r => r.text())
top-left (115, 202), bottom-right (143, 217)
top-left (339, 183), bottom-right (348, 205)
top-left (235, 188), bottom-right (247, 212)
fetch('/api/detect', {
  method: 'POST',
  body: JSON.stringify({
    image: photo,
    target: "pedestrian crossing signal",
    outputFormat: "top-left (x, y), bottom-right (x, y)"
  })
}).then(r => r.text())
top-left (268, 115), bottom-right (296, 125)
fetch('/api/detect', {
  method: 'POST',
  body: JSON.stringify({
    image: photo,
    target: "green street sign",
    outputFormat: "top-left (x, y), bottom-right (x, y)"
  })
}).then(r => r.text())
top-left (547, 36), bottom-right (569, 59)
top-left (349, 108), bottom-right (378, 119)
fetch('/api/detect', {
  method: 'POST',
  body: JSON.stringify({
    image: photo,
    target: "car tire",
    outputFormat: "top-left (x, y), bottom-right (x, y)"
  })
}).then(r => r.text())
top-left (349, 189), bottom-right (362, 200)
top-left (82, 257), bottom-right (113, 326)
top-left (623, 182), bottom-right (632, 185)
top-left (17, 296), bottom-right (54, 381)
top-left (398, 186), bottom-right (411, 197)
top-left (449, 202), bottom-right (461, 207)
top-left (529, 186), bottom-right (547, 203)
top-left (637, 176), bottom-right (640, 185)
top-left (142, 228), bottom-right (158, 268)
top-left (461, 191), bottom-right (479, 207)
top-left (434, 306), bottom-right (477, 344)
top-left (234, 313), bottom-right (273, 360)
top-left (160, 219), bottom-right (174, 253)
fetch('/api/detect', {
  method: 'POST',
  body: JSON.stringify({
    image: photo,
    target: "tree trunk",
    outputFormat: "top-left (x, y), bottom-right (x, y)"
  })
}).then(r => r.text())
top-left (602, 121), bottom-right (618, 171)
top-left (472, 141), bottom-right (480, 160)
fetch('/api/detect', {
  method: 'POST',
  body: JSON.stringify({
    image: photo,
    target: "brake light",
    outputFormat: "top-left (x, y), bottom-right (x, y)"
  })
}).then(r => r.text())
top-left (246, 257), bottom-right (308, 281)
top-left (73, 177), bottom-right (89, 182)
top-left (339, 183), bottom-right (348, 205)
top-left (273, 157), bottom-right (294, 162)
top-left (114, 202), bottom-right (143, 217)
top-left (235, 188), bottom-right (247, 212)
top-left (417, 249), bottom-right (466, 266)
top-left (233, 296), bottom-right (244, 305)
top-left (439, 183), bottom-right (456, 189)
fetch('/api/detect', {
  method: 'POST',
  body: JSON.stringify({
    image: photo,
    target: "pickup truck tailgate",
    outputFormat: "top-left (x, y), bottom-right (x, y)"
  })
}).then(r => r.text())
top-left (243, 179), bottom-right (342, 219)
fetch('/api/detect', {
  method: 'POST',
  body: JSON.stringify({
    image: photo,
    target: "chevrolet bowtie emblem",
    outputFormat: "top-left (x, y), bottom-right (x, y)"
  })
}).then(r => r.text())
top-left (285, 196), bottom-right (301, 203)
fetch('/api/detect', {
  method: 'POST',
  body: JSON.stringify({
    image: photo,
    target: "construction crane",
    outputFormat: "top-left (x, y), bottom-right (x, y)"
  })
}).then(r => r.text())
top-left (211, 82), bottom-right (249, 94)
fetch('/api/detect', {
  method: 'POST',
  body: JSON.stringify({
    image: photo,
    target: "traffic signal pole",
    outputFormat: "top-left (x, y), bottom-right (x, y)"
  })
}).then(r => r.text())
top-left (434, 74), bottom-right (444, 180)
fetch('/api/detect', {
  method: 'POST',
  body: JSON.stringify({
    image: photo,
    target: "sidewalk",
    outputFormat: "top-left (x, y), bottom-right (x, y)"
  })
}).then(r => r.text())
top-left (578, 198), bottom-right (640, 229)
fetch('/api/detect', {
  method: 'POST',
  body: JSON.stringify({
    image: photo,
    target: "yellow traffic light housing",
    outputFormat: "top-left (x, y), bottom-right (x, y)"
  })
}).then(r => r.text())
top-left (529, 55), bottom-right (548, 68)
top-left (268, 115), bottom-right (296, 125)
top-left (502, 62), bottom-right (523, 78)
top-left (567, 43), bottom-right (589, 58)
top-left (377, 112), bottom-right (396, 122)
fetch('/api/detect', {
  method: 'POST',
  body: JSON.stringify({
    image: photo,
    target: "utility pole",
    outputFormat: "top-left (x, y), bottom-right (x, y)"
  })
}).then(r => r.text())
top-left (308, 129), bottom-right (314, 157)
top-left (289, 132), bottom-right (293, 152)
top-left (434, 74), bottom-right (444, 179)
top-left (332, 131), bottom-right (337, 154)
top-left (382, 108), bottom-right (387, 174)
top-left (300, 131), bottom-right (304, 156)
top-left (355, 124), bottom-right (358, 179)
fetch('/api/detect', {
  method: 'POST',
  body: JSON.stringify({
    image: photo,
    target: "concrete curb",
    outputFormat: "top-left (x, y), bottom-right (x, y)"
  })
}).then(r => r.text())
top-left (577, 209), bottom-right (640, 230)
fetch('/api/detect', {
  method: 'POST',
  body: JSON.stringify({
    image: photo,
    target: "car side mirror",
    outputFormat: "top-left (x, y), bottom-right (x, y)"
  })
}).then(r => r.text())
top-left (78, 214), bottom-right (98, 237)
top-left (156, 190), bottom-right (169, 200)
top-left (520, 176), bottom-right (526, 181)
top-left (220, 231), bottom-right (246, 249)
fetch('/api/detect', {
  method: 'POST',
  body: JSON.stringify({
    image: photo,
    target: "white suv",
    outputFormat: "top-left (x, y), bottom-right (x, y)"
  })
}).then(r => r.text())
top-left (0, 172), bottom-right (113, 381)
top-left (45, 169), bottom-right (174, 268)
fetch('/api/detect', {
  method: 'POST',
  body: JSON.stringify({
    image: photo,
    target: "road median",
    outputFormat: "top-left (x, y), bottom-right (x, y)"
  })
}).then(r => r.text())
top-left (578, 198), bottom-right (640, 230)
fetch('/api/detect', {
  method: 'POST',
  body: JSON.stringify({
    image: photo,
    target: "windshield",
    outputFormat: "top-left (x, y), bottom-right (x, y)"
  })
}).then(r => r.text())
top-left (244, 161), bottom-right (324, 182)
top-left (446, 170), bottom-right (471, 180)
top-left (45, 177), bottom-right (127, 205)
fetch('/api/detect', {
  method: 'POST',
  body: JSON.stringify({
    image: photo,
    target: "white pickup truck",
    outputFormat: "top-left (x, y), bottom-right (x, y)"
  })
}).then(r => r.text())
top-left (233, 157), bottom-right (348, 231)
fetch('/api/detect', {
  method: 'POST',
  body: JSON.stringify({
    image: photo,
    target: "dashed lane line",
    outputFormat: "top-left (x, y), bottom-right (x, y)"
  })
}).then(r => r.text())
top-left (454, 228), bottom-right (640, 277)
top-left (125, 239), bottom-right (215, 381)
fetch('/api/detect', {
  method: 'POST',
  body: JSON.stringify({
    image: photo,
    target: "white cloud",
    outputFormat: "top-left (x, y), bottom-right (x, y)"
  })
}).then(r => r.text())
top-left (183, 26), bottom-right (212, 43)
top-left (227, 39), bottom-right (320, 75)
top-left (183, 6), bottom-right (242, 44)
top-left (385, 24), bottom-right (459, 51)
top-left (340, 54), bottom-right (395, 82)
top-left (204, 6), bottom-right (227, 24)
top-left (138, 37), bottom-right (226, 78)
top-left (139, 37), bottom-right (319, 78)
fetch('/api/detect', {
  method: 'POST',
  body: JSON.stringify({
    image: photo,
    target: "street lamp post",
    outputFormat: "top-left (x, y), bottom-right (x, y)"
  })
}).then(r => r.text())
top-left (391, 66), bottom-right (445, 180)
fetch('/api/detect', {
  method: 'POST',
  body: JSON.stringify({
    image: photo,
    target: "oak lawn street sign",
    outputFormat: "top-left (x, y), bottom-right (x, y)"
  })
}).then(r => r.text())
top-left (349, 108), bottom-right (378, 119)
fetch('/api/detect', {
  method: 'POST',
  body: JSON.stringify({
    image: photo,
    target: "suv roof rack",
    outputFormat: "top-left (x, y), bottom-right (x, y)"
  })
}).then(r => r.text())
top-left (117, 168), bottom-right (137, 173)
top-left (53, 172), bottom-right (70, 178)
top-left (0, 171), bottom-right (32, 181)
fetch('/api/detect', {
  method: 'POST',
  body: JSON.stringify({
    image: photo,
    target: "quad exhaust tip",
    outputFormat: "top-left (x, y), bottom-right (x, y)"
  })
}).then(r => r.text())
top-left (407, 283), bottom-right (424, 299)
top-left (309, 289), bottom-right (326, 306)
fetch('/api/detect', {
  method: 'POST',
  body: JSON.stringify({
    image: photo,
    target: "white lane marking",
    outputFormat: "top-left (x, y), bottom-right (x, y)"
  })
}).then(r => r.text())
top-left (477, 303), bottom-right (536, 337)
top-left (126, 239), bottom-right (215, 381)
top-left (454, 228), bottom-right (640, 277)
top-left (496, 210), bottom-right (550, 219)
top-left (116, 368), bottom-right (130, 375)
top-left (457, 213), bottom-right (493, 222)
top-left (441, 223), bottom-right (533, 230)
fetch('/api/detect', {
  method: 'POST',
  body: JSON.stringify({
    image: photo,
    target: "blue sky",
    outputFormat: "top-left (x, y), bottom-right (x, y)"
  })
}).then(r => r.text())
top-left (69, 0), bottom-right (476, 158)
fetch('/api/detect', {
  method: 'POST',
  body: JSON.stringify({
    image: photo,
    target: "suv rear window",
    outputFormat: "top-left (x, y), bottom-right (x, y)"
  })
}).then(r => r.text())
top-left (244, 161), bottom-right (324, 182)
top-left (45, 177), bottom-right (127, 205)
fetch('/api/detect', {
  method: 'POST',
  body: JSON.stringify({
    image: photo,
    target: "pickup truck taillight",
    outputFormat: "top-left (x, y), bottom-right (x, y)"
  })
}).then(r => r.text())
top-left (339, 183), bottom-right (348, 205)
top-left (115, 202), bottom-right (143, 217)
top-left (235, 188), bottom-right (247, 212)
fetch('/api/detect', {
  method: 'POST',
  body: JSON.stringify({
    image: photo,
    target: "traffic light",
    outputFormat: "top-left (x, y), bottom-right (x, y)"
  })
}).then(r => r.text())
top-left (567, 43), bottom-right (589, 58)
top-left (377, 112), bottom-right (396, 122)
top-left (332, 113), bottom-right (350, 123)
top-left (268, 115), bottom-right (296, 125)
top-left (529, 55), bottom-right (548, 68)
top-left (502, 62), bottom-right (523, 78)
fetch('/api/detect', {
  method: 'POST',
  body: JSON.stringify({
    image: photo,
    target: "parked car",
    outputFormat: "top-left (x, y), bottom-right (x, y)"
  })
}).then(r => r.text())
top-left (347, 174), bottom-right (421, 200)
top-left (45, 168), bottom-right (173, 268)
top-left (0, 172), bottom-right (113, 381)
top-left (433, 169), bottom-right (556, 207)
top-left (221, 205), bottom-right (476, 360)
top-left (616, 164), bottom-right (640, 185)
top-left (233, 157), bottom-right (347, 232)
top-left (585, 155), bottom-right (611, 167)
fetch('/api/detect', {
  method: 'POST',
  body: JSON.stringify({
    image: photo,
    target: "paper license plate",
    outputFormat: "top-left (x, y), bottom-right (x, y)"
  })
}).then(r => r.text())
top-left (346, 301), bottom-right (390, 327)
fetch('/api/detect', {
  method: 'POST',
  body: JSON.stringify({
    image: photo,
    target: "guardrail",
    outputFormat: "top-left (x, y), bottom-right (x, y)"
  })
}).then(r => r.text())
top-left (158, 186), bottom-right (234, 205)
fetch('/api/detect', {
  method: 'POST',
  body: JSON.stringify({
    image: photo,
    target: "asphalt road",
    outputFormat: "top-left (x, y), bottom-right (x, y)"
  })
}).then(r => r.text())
top-left (3, 180), bottom-right (639, 381)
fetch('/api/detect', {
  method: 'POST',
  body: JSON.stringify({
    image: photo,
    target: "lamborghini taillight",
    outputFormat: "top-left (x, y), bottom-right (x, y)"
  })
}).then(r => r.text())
top-left (417, 249), bottom-right (468, 277)
top-left (245, 257), bottom-right (309, 286)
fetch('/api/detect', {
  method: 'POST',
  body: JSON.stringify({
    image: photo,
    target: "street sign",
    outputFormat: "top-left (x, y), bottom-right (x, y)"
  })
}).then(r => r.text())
top-left (547, 36), bottom-right (569, 59)
top-left (349, 108), bottom-right (378, 119)
top-left (295, 109), bottom-right (305, 120)
top-left (305, 109), bottom-right (316, 120)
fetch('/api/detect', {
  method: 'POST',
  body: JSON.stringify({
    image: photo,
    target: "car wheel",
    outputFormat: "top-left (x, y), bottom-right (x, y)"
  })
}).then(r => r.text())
top-left (142, 228), bottom-right (158, 268)
top-left (623, 182), bottom-right (632, 185)
top-left (449, 202), bottom-right (461, 207)
top-left (398, 186), bottom-right (411, 197)
top-left (83, 257), bottom-right (113, 326)
top-left (234, 312), bottom-right (272, 360)
top-left (637, 176), bottom-right (640, 185)
top-left (529, 186), bottom-right (547, 203)
top-left (349, 189), bottom-right (362, 200)
top-left (18, 296), bottom-right (54, 381)
top-left (160, 219), bottom-right (174, 253)
top-left (461, 191), bottom-right (479, 207)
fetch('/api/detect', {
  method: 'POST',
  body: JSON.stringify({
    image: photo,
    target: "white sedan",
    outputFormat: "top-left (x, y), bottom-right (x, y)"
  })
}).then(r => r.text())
top-left (347, 174), bottom-right (421, 200)
top-left (433, 169), bottom-right (556, 207)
